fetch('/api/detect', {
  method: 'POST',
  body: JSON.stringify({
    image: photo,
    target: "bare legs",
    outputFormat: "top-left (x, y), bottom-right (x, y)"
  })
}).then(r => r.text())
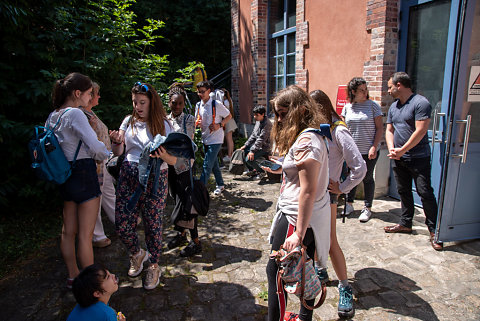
top-left (61, 197), bottom-right (100, 278)
top-left (225, 131), bottom-right (234, 158)
top-left (329, 203), bottom-right (348, 281)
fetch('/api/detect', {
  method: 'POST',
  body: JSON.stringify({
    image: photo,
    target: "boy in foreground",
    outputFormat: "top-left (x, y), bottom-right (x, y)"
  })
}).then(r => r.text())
top-left (67, 264), bottom-right (126, 321)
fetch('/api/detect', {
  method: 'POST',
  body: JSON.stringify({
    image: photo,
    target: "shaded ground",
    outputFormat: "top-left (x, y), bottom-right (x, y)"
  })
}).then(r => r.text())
top-left (1, 170), bottom-right (479, 321)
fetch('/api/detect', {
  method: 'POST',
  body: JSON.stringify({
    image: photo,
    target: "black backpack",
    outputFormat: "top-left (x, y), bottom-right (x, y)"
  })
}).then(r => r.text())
top-left (228, 149), bottom-right (245, 175)
top-left (190, 179), bottom-right (210, 216)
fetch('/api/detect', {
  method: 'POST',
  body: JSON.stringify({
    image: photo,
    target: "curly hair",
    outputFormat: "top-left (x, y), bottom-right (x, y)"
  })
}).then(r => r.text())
top-left (347, 77), bottom-right (367, 103)
top-left (270, 85), bottom-right (328, 155)
top-left (130, 82), bottom-right (166, 137)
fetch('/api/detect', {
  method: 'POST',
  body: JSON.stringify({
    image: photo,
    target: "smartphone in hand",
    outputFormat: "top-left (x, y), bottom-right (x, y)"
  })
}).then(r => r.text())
top-left (260, 160), bottom-right (281, 171)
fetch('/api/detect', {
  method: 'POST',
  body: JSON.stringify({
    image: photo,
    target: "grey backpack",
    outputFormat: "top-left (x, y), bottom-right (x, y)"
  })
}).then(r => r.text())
top-left (228, 149), bottom-right (245, 175)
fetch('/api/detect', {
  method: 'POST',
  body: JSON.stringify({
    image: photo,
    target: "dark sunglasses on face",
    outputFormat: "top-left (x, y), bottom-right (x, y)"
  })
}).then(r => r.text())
top-left (134, 81), bottom-right (149, 93)
top-left (197, 89), bottom-right (207, 94)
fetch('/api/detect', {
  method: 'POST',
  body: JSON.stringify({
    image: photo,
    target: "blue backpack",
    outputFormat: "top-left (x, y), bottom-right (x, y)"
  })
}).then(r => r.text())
top-left (28, 108), bottom-right (82, 184)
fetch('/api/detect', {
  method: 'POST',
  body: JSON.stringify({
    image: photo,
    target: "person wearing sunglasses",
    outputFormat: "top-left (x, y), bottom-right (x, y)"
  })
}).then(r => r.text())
top-left (195, 80), bottom-right (232, 195)
top-left (109, 82), bottom-right (175, 290)
top-left (265, 85), bottom-right (331, 321)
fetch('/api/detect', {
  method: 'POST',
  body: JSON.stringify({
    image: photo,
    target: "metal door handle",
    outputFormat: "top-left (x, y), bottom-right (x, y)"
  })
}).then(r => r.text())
top-left (432, 111), bottom-right (446, 143)
top-left (451, 115), bottom-right (472, 163)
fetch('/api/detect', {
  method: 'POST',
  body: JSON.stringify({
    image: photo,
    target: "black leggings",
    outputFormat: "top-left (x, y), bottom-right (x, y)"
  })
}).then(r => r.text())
top-left (266, 214), bottom-right (316, 321)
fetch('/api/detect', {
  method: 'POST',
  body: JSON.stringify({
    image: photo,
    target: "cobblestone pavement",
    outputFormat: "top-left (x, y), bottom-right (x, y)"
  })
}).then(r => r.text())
top-left (1, 170), bottom-right (479, 321)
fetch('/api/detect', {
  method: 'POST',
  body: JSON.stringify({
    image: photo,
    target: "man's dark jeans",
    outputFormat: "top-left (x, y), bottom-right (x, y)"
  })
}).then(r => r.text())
top-left (244, 147), bottom-right (268, 173)
top-left (392, 157), bottom-right (438, 232)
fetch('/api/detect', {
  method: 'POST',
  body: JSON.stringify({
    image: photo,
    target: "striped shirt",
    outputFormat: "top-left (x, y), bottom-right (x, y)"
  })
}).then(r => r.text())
top-left (341, 100), bottom-right (382, 154)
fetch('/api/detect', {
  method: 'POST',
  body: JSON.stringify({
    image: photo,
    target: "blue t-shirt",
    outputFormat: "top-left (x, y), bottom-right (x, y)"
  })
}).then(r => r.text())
top-left (67, 301), bottom-right (117, 321)
top-left (386, 94), bottom-right (431, 159)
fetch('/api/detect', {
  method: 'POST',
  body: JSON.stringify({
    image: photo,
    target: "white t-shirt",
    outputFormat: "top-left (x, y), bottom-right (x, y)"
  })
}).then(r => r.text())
top-left (46, 108), bottom-right (109, 162)
top-left (341, 100), bottom-right (382, 154)
top-left (120, 116), bottom-right (172, 169)
top-left (196, 98), bottom-right (230, 145)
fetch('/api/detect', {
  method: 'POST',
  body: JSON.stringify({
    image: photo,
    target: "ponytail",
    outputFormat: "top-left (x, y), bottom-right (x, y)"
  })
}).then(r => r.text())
top-left (52, 72), bottom-right (92, 110)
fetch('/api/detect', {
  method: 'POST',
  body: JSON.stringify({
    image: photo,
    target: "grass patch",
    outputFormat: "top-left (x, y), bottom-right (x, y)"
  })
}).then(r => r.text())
top-left (0, 209), bottom-right (62, 278)
top-left (258, 290), bottom-right (268, 301)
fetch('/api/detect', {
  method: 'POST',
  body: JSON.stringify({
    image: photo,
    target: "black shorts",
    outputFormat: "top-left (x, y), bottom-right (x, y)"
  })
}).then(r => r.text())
top-left (60, 158), bottom-right (101, 204)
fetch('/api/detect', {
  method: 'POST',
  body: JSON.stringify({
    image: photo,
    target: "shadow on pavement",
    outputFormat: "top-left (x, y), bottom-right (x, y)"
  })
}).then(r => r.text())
top-left (112, 276), bottom-right (268, 321)
top-left (442, 238), bottom-right (480, 257)
top-left (353, 267), bottom-right (439, 321)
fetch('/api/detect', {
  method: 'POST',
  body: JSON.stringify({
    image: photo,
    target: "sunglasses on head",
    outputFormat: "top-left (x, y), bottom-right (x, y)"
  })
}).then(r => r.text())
top-left (134, 81), bottom-right (149, 93)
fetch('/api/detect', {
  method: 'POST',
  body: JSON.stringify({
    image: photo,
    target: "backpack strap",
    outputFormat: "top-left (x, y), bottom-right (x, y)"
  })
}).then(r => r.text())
top-left (50, 108), bottom-right (83, 167)
top-left (211, 98), bottom-right (216, 126)
top-left (331, 120), bottom-right (347, 131)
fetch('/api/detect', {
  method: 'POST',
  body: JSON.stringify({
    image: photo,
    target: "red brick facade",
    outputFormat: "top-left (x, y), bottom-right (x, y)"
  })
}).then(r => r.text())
top-left (364, 0), bottom-right (399, 109)
top-left (232, 0), bottom-right (399, 123)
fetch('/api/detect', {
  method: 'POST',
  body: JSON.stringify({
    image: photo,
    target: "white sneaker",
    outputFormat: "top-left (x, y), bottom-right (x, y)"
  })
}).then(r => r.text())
top-left (344, 203), bottom-right (354, 216)
top-left (359, 207), bottom-right (372, 222)
top-left (222, 156), bottom-right (231, 163)
top-left (128, 249), bottom-right (149, 277)
top-left (213, 185), bottom-right (225, 195)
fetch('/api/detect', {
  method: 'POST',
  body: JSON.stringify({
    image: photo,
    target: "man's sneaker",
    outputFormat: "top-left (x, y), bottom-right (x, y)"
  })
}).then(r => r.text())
top-left (167, 233), bottom-right (187, 250)
top-left (344, 202), bottom-right (354, 216)
top-left (222, 155), bottom-right (231, 163)
top-left (315, 267), bottom-right (329, 284)
top-left (283, 311), bottom-right (300, 320)
top-left (254, 172), bottom-right (267, 181)
top-left (359, 207), bottom-right (372, 222)
top-left (128, 248), bottom-right (149, 277)
top-left (180, 240), bottom-right (202, 257)
top-left (213, 185), bottom-right (225, 195)
top-left (246, 170), bottom-right (258, 177)
top-left (338, 284), bottom-right (355, 318)
top-left (144, 265), bottom-right (160, 290)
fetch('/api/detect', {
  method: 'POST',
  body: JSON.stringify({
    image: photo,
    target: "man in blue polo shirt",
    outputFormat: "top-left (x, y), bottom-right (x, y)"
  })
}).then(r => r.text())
top-left (384, 72), bottom-right (442, 251)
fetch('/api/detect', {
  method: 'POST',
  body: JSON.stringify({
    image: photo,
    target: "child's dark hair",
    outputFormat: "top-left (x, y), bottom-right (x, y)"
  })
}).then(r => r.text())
top-left (52, 72), bottom-right (92, 109)
top-left (168, 83), bottom-right (187, 102)
top-left (72, 264), bottom-right (108, 308)
top-left (196, 80), bottom-right (214, 91)
top-left (252, 105), bottom-right (266, 115)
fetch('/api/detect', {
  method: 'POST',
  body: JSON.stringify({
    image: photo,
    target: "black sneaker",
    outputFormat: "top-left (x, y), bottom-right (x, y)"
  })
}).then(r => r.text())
top-left (180, 240), bottom-right (202, 257)
top-left (167, 233), bottom-right (187, 250)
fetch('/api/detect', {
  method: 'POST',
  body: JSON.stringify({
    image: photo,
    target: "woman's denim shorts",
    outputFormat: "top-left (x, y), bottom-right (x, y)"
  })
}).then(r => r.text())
top-left (60, 158), bottom-right (101, 204)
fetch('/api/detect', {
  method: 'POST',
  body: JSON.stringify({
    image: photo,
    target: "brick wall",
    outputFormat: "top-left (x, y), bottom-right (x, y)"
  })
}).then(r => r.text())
top-left (364, 0), bottom-right (399, 109)
top-left (296, 0), bottom-right (308, 91)
top-left (251, 0), bottom-right (268, 109)
top-left (231, 0), bottom-right (240, 119)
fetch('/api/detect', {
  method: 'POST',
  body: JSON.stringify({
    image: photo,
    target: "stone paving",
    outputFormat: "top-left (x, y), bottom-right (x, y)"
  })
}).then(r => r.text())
top-left (1, 169), bottom-right (479, 321)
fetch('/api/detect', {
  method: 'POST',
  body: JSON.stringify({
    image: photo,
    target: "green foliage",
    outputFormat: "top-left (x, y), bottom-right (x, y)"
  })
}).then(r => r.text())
top-left (0, 0), bottom-right (169, 214)
top-left (174, 61), bottom-right (205, 89)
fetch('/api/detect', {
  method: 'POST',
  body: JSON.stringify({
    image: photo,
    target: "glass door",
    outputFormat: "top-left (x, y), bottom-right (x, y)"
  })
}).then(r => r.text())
top-left (437, 0), bottom-right (480, 242)
top-left (392, 0), bottom-right (460, 203)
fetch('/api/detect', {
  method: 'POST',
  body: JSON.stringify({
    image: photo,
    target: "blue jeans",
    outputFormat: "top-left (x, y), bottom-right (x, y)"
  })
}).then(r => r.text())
top-left (200, 143), bottom-right (224, 187)
top-left (244, 147), bottom-right (268, 173)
